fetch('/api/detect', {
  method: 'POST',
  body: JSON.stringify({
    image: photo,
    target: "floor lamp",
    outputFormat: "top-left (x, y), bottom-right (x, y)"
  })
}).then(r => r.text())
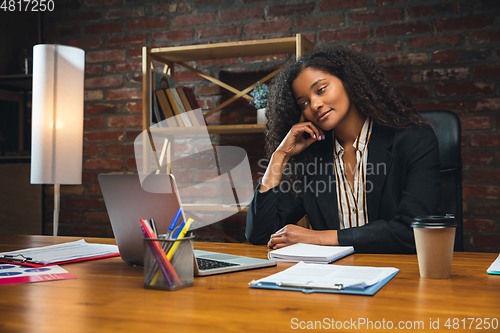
top-left (31, 44), bottom-right (85, 236)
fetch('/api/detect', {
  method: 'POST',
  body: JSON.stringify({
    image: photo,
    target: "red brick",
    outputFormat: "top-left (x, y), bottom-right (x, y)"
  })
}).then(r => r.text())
top-left (106, 88), bottom-right (142, 100)
top-left (244, 19), bottom-right (291, 35)
top-left (126, 101), bottom-right (142, 113)
top-left (84, 158), bottom-right (123, 170)
top-left (85, 131), bottom-right (124, 142)
top-left (57, 211), bottom-right (83, 223)
top-left (86, 184), bottom-right (102, 196)
top-left (460, 116), bottom-right (492, 130)
top-left (86, 103), bottom-right (119, 115)
top-left (472, 235), bottom-right (500, 252)
top-left (126, 157), bottom-right (137, 170)
top-left (463, 185), bottom-right (499, 199)
top-left (398, 86), bottom-right (429, 99)
top-left (375, 53), bottom-right (427, 67)
top-left (198, 84), bottom-right (223, 96)
top-left (65, 224), bottom-right (107, 237)
top-left (127, 17), bottom-right (169, 30)
top-left (174, 70), bottom-right (205, 83)
top-left (197, 25), bottom-right (240, 39)
top-left (473, 64), bottom-right (500, 78)
top-left (108, 34), bottom-right (147, 48)
top-left (107, 115), bottom-right (142, 128)
top-left (376, 22), bottom-right (431, 37)
top-left (471, 135), bottom-right (500, 147)
top-left (83, 145), bottom-right (103, 156)
top-left (268, 3), bottom-right (315, 17)
top-left (152, 30), bottom-right (194, 42)
top-left (66, 198), bottom-right (104, 210)
top-left (351, 41), bottom-right (401, 54)
top-left (469, 30), bottom-right (500, 44)
top-left (462, 152), bottom-right (493, 165)
top-left (469, 98), bottom-right (500, 113)
top-left (152, 2), bottom-right (191, 13)
top-left (84, 117), bottom-right (104, 129)
top-left (84, 22), bottom-right (123, 35)
top-left (174, 13), bottom-right (215, 27)
top-left (82, 172), bottom-right (100, 183)
top-left (468, 168), bottom-right (500, 182)
top-left (295, 14), bottom-right (344, 30)
top-left (86, 50), bottom-right (126, 63)
top-left (411, 67), bottom-right (468, 82)
top-left (106, 144), bottom-right (135, 155)
top-left (435, 82), bottom-right (494, 97)
top-left (319, 0), bottom-right (368, 11)
top-left (407, 4), bottom-right (460, 17)
top-left (349, 8), bottom-right (403, 23)
top-left (196, 57), bottom-right (239, 67)
top-left (85, 90), bottom-right (104, 101)
top-left (431, 50), bottom-right (459, 64)
top-left (374, 0), bottom-right (403, 4)
top-left (409, 35), bottom-right (460, 48)
top-left (85, 76), bottom-right (122, 89)
top-left (68, 37), bottom-right (103, 49)
top-left (127, 47), bottom-right (142, 59)
top-left (219, 7), bottom-right (263, 21)
top-left (436, 15), bottom-right (494, 31)
top-left (197, 98), bottom-right (214, 110)
top-left (320, 27), bottom-right (371, 42)
top-left (106, 7), bottom-right (144, 19)
top-left (85, 64), bottom-right (103, 76)
top-left (66, 11), bottom-right (102, 22)
top-left (84, 0), bottom-right (121, 5)
top-left (459, 49), bottom-right (490, 63)
top-left (106, 61), bottom-right (142, 73)
top-left (414, 101), bottom-right (465, 113)
top-left (386, 70), bottom-right (406, 82)
top-left (464, 219), bottom-right (497, 233)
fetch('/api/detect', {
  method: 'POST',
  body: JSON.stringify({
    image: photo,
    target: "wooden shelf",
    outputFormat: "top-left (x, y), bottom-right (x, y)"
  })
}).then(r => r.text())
top-left (149, 36), bottom-right (315, 63)
top-left (149, 124), bottom-right (266, 135)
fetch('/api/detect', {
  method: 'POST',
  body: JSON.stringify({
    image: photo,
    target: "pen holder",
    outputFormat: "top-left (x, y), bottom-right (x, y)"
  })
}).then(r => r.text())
top-left (143, 236), bottom-right (194, 291)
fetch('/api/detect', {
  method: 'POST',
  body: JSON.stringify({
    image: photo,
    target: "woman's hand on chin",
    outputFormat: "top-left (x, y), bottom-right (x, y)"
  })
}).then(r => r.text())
top-left (267, 224), bottom-right (339, 250)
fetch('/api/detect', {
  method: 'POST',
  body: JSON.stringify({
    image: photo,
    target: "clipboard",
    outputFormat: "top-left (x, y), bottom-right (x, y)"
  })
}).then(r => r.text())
top-left (249, 269), bottom-right (399, 296)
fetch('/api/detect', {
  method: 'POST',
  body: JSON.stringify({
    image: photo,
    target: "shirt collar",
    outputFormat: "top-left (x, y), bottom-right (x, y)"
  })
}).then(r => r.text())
top-left (333, 117), bottom-right (373, 157)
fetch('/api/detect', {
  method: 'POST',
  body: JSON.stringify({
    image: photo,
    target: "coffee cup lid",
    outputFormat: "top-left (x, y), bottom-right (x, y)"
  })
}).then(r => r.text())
top-left (411, 214), bottom-right (457, 228)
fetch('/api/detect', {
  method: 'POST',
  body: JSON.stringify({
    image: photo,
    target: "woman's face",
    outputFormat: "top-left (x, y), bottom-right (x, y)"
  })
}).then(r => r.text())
top-left (292, 67), bottom-right (354, 131)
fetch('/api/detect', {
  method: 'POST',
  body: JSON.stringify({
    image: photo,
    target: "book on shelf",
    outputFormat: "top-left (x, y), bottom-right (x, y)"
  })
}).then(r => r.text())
top-left (167, 88), bottom-right (193, 126)
top-left (155, 90), bottom-right (180, 127)
top-left (152, 87), bottom-right (206, 128)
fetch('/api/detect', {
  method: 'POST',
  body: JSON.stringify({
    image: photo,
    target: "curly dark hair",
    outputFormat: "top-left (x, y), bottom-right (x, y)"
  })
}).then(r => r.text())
top-left (265, 45), bottom-right (427, 197)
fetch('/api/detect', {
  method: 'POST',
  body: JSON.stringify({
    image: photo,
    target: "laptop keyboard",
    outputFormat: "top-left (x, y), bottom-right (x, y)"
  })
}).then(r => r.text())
top-left (196, 257), bottom-right (240, 271)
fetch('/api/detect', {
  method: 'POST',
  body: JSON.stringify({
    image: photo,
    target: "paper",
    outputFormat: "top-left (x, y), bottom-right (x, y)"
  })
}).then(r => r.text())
top-left (268, 243), bottom-right (354, 264)
top-left (250, 261), bottom-right (399, 289)
top-left (487, 253), bottom-right (500, 275)
top-left (0, 239), bottom-right (119, 266)
top-left (0, 264), bottom-right (76, 285)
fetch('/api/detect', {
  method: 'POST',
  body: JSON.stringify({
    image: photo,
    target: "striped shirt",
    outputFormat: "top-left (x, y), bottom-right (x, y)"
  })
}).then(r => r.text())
top-left (333, 117), bottom-right (373, 230)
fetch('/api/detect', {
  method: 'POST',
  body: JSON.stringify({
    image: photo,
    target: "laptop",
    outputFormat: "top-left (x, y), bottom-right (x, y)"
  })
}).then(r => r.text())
top-left (98, 173), bottom-right (276, 276)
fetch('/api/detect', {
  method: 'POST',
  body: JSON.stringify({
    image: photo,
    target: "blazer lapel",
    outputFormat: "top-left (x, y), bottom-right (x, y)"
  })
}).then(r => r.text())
top-left (366, 123), bottom-right (394, 221)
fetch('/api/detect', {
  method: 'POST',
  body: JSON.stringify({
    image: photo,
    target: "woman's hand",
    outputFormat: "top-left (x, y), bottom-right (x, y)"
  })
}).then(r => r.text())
top-left (267, 224), bottom-right (339, 249)
top-left (275, 115), bottom-right (325, 158)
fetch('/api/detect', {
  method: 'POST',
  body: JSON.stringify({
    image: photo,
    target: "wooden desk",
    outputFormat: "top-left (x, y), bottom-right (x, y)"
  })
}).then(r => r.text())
top-left (1, 235), bottom-right (499, 333)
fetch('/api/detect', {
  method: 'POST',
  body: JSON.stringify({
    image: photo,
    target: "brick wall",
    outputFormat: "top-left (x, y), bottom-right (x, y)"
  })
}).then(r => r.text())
top-left (42, 0), bottom-right (500, 251)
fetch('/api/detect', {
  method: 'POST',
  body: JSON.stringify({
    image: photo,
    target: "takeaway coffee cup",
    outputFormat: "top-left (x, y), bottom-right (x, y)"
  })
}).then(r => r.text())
top-left (411, 215), bottom-right (457, 279)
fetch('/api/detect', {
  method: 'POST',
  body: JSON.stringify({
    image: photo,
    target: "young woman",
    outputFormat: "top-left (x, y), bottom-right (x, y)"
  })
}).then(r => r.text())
top-left (245, 45), bottom-right (441, 254)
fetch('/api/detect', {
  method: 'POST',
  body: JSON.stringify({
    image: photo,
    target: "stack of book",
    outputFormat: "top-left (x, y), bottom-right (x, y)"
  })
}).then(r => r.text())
top-left (152, 87), bottom-right (205, 127)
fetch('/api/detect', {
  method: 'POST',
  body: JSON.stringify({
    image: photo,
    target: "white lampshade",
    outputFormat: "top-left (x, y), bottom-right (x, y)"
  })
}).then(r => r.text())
top-left (31, 44), bottom-right (85, 185)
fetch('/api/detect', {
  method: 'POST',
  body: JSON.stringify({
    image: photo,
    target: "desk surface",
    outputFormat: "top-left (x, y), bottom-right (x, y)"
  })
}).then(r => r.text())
top-left (0, 235), bottom-right (499, 333)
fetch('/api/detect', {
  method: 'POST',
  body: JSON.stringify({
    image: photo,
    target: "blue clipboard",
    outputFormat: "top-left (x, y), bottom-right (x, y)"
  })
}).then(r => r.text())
top-left (249, 269), bottom-right (399, 296)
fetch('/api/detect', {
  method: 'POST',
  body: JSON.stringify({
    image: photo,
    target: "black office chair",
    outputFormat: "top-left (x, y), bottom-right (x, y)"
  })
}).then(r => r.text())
top-left (420, 110), bottom-right (463, 251)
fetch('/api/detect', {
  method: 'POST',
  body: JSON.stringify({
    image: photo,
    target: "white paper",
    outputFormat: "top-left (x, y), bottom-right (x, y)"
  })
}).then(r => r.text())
top-left (487, 253), bottom-right (500, 274)
top-left (250, 261), bottom-right (398, 289)
top-left (268, 243), bottom-right (354, 263)
top-left (0, 239), bottom-right (119, 265)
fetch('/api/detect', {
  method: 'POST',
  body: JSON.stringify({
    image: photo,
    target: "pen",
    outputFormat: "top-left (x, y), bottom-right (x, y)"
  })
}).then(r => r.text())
top-left (167, 208), bottom-right (183, 238)
top-left (149, 218), bottom-right (158, 237)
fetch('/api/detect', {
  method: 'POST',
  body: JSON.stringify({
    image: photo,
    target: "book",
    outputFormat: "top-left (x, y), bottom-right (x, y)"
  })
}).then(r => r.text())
top-left (168, 88), bottom-right (193, 126)
top-left (183, 87), bottom-right (207, 127)
top-left (249, 261), bottom-right (399, 296)
top-left (487, 253), bottom-right (500, 275)
top-left (176, 87), bottom-right (201, 126)
top-left (267, 243), bottom-right (354, 264)
top-left (155, 90), bottom-right (180, 127)
top-left (0, 239), bottom-right (119, 267)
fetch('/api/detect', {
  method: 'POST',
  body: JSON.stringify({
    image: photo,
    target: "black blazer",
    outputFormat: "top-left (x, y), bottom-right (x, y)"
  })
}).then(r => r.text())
top-left (245, 123), bottom-right (441, 254)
